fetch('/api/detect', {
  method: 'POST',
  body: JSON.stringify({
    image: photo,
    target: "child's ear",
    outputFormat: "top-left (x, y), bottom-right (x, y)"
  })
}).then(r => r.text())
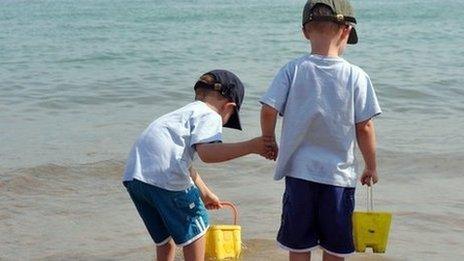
top-left (302, 26), bottom-right (311, 40)
top-left (341, 25), bottom-right (352, 40)
top-left (225, 102), bottom-right (236, 113)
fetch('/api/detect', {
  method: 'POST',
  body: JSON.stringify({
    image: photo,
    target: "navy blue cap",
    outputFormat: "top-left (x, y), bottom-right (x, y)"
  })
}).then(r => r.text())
top-left (194, 69), bottom-right (245, 130)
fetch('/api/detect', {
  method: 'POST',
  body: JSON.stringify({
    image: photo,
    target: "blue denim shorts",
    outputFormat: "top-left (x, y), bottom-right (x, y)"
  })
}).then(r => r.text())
top-left (277, 176), bottom-right (355, 257)
top-left (123, 179), bottom-right (209, 247)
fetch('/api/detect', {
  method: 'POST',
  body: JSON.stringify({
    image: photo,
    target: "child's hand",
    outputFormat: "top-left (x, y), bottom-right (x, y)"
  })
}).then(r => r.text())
top-left (202, 192), bottom-right (222, 210)
top-left (263, 135), bottom-right (278, 161)
top-left (250, 136), bottom-right (267, 156)
top-left (249, 136), bottom-right (278, 160)
top-left (360, 168), bottom-right (378, 186)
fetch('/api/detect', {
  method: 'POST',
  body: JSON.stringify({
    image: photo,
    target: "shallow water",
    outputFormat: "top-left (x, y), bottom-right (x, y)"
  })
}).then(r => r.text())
top-left (1, 151), bottom-right (464, 260)
top-left (1, 0), bottom-right (464, 260)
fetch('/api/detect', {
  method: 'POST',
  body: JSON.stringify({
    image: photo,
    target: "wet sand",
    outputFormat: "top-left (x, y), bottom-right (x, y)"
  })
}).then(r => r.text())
top-left (36, 239), bottom-right (400, 260)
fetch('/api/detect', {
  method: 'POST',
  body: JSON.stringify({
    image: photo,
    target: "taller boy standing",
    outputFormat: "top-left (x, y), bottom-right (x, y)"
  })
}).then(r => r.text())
top-left (260, 0), bottom-right (381, 260)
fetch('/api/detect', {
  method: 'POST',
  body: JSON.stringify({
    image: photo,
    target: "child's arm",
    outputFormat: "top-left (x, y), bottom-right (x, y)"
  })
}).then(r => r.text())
top-left (261, 104), bottom-right (278, 138)
top-left (260, 104), bottom-right (279, 160)
top-left (189, 166), bottom-right (221, 210)
top-left (195, 137), bottom-right (265, 163)
top-left (356, 119), bottom-right (379, 186)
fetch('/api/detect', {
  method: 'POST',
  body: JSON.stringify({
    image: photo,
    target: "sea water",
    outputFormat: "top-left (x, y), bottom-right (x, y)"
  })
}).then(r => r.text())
top-left (1, 0), bottom-right (463, 259)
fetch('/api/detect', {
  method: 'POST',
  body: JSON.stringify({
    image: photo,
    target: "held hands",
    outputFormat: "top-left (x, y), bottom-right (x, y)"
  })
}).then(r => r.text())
top-left (360, 168), bottom-right (379, 186)
top-left (250, 136), bottom-right (278, 161)
top-left (263, 135), bottom-right (278, 161)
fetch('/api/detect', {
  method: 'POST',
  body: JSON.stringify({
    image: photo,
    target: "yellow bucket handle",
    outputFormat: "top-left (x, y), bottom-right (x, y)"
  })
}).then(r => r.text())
top-left (216, 201), bottom-right (239, 225)
top-left (366, 185), bottom-right (374, 212)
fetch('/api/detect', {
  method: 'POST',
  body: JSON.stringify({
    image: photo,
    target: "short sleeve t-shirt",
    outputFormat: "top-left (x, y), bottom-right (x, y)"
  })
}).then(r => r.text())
top-left (122, 101), bottom-right (222, 191)
top-left (260, 54), bottom-right (381, 187)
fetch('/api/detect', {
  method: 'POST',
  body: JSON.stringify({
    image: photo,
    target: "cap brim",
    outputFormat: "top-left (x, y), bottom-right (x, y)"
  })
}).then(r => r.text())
top-left (223, 108), bottom-right (242, 130)
top-left (348, 27), bottom-right (358, 44)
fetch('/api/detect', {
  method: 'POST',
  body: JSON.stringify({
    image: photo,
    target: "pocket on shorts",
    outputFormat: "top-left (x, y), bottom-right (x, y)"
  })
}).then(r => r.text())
top-left (280, 191), bottom-right (289, 226)
top-left (344, 188), bottom-right (355, 213)
top-left (173, 187), bottom-right (202, 216)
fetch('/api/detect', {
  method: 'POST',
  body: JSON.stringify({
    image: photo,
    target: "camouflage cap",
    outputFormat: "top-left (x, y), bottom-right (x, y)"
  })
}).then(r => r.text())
top-left (302, 0), bottom-right (358, 44)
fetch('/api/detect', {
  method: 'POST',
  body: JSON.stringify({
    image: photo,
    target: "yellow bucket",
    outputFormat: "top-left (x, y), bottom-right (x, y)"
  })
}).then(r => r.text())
top-left (205, 202), bottom-right (241, 260)
top-left (352, 186), bottom-right (392, 253)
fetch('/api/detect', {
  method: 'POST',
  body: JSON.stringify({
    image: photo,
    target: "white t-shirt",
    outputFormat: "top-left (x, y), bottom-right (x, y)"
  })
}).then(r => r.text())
top-left (260, 54), bottom-right (381, 188)
top-left (122, 101), bottom-right (222, 191)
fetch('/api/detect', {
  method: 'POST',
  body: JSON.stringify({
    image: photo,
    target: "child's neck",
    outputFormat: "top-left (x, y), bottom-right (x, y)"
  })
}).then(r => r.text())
top-left (199, 98), bottom-right (222, 115)
top-left (203, 101), bottom-right (220, 114)
top-left (201, 99), bottom-right (228, 125)
top-left (310, 40), bottom-right (342, 57)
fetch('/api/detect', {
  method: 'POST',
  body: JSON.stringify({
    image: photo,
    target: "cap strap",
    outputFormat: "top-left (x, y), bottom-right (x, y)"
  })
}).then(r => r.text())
top-left (308, 14), bottom-right (356, 25)
top-left (194, 80), bottom-right (231, 98)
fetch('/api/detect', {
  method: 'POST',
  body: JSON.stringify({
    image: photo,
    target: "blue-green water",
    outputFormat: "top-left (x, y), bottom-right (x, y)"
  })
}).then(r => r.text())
top-left (1, 0), bottom-right (463, 169)
top-left (1, 0), bottom-right (464, 259)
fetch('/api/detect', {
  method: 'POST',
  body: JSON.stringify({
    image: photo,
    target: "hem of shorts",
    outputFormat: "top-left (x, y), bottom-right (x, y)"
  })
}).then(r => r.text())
top-left (177, 225), bottom-right (210, 247)
top-left (155, 236), bottom-right (172, 246)
top-left (277, 241), bottom-right (319, 253)
top-left (320, 246), bottom-right (355, 257)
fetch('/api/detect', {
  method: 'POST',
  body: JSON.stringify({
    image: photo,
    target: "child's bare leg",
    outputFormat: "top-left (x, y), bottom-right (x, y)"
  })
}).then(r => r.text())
top-left (182, 236), bottom-right (205, 261)
top-left (289, 251), bottom-right (311, 261)
top-left (322, 251), bottom-right (343, 261)
top-left (156, 239), bottom-right (176, 261)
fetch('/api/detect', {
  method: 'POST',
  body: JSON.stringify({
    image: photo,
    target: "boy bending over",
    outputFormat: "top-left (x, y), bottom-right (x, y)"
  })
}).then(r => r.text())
top-left (123, 70), bottom-right (266, 261)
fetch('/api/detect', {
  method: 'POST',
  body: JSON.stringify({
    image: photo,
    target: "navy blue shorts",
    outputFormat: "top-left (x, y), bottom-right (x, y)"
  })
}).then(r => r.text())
top-left (277, 176), bottom-right (355, 256)
top-left (123, 179), bottom-right (209, 247)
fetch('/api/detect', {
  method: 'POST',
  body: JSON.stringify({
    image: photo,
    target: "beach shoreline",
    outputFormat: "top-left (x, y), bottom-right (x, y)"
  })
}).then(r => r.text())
top-left (1, 153), bottom-right (464, 260)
